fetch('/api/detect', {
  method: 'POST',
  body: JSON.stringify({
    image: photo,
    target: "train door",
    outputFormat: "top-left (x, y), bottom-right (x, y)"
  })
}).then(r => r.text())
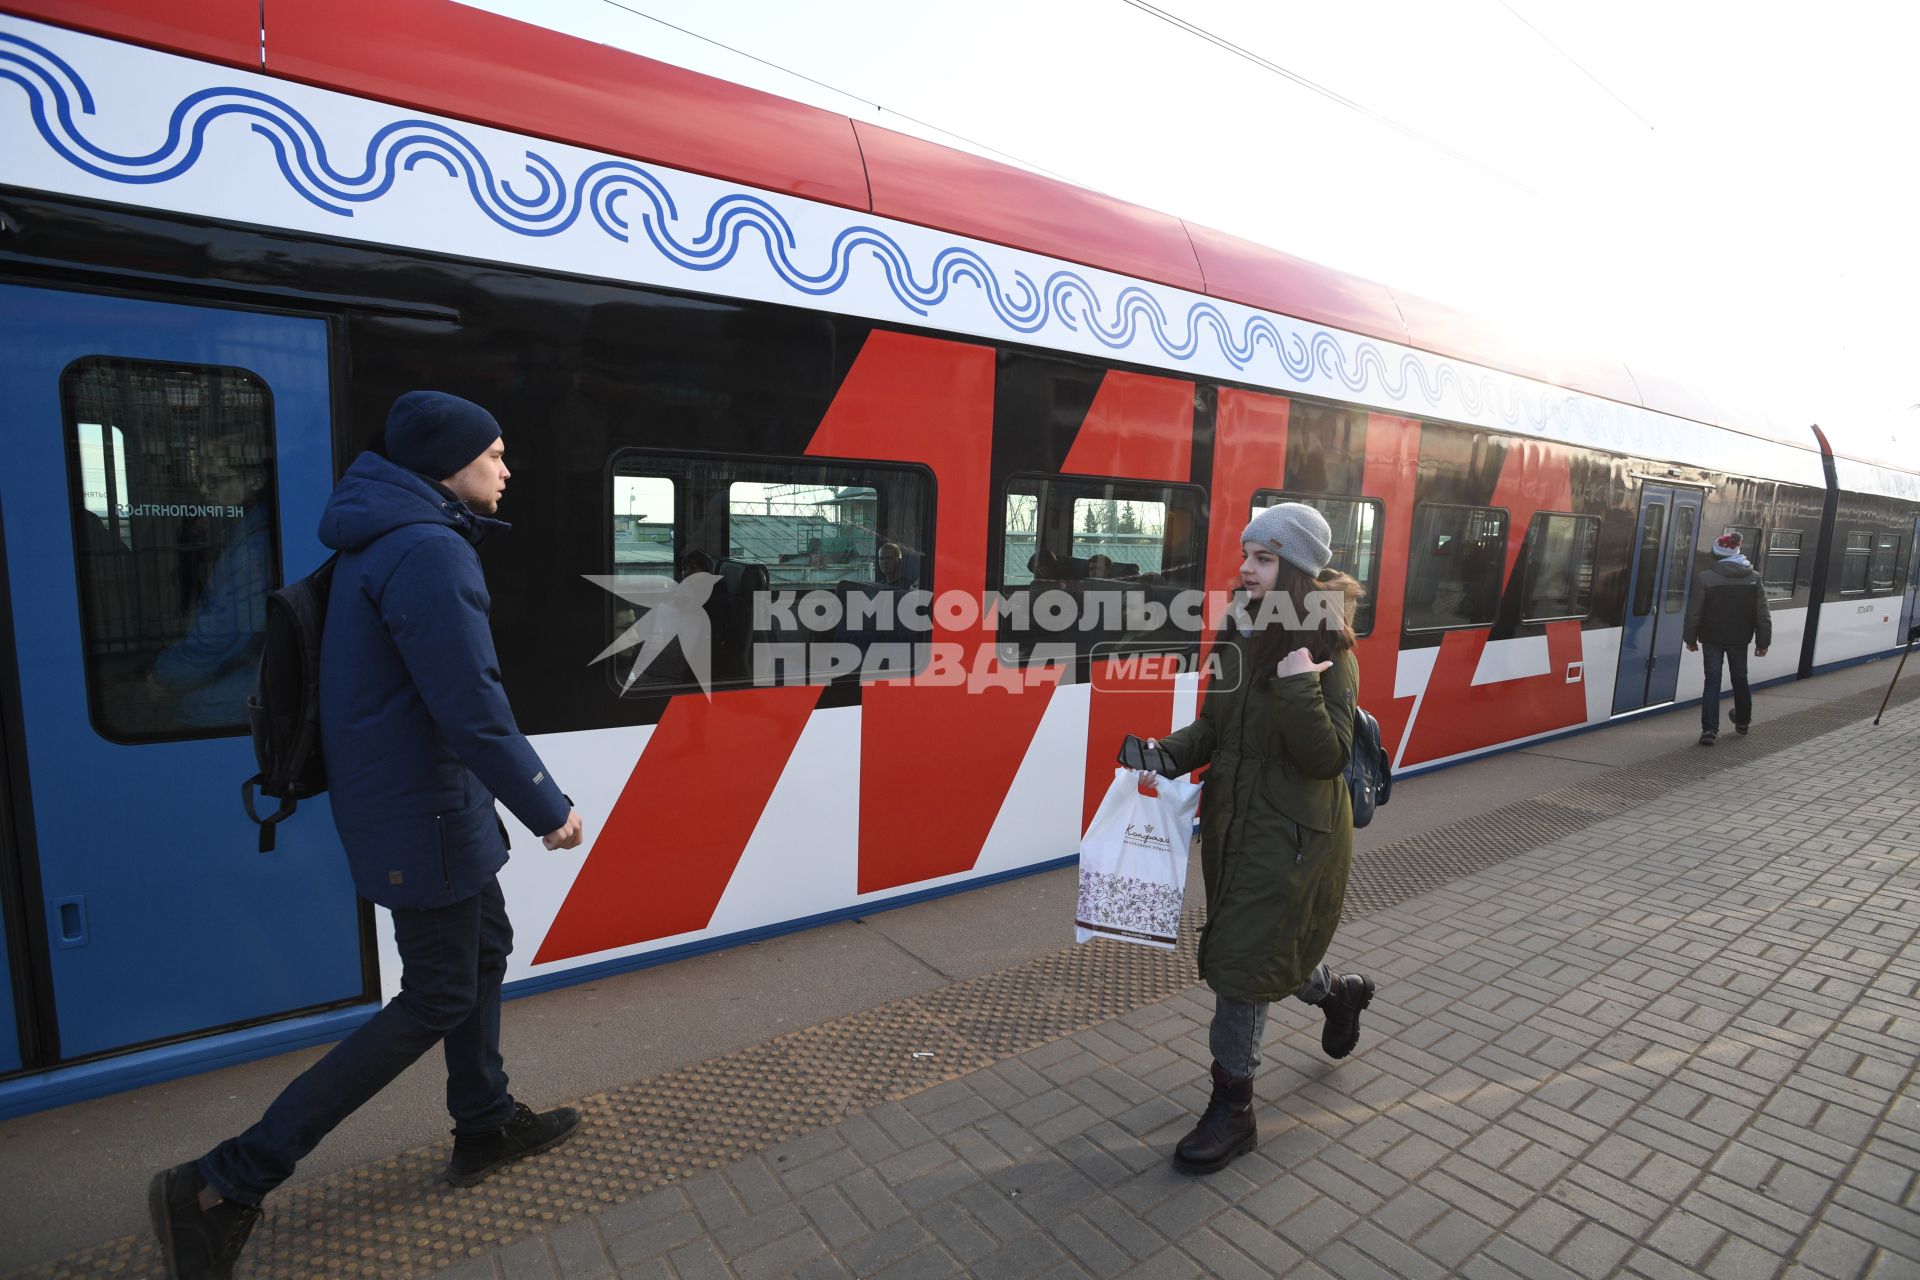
top-left (0, 560), bottom-right (22, 1071)
top-left (1902, 515), bottom-right (1920, 645)
top-left (1612, 483), bottom-right (1705, 713)
top-left (0, 285), bottom-right (365, 1066)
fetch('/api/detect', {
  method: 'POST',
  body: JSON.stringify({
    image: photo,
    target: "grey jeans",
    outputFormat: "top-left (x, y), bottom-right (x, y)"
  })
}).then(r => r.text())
top-left (1209, 964), bottom-right (1334, 1078)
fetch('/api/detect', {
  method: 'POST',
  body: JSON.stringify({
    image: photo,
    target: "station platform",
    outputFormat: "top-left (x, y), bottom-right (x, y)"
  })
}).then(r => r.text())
top-left (3, 657), bottom-right (1917, 1279)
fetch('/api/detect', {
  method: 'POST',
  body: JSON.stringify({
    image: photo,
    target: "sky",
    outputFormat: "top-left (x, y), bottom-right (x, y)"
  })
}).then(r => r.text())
top-left (472, 0), bottom-right (1916, 465)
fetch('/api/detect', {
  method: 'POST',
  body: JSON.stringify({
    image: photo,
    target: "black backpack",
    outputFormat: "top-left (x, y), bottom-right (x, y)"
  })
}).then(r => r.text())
top-left (1347, 706), bottom-right (1393, 829)
top-left (241, 555), bottom-right (337, 852)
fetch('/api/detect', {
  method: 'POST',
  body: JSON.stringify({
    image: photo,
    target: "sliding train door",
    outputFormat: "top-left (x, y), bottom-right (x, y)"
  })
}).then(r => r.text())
top-left (0, 285), bottom-right (365, 1066)
top-left (1612, 483), bottom-right (1705, 713)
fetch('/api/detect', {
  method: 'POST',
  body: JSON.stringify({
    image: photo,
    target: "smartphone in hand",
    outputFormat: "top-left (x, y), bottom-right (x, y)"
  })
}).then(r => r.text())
top-left (1117, 734), bottom-right (1176, 776)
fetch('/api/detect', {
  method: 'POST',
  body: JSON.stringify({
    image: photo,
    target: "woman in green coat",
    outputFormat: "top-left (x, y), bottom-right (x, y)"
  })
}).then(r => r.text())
top-left (1146, 502), bottom-right (1375, 1175)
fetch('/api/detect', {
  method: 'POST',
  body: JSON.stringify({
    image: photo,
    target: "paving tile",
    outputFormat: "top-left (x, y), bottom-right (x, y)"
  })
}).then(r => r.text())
top-left (732, 1228), bottom-right (829, 1280)
top-left (915, 1201), bottom-right (997, 1266)
top-left (1177, 1226), bottom-right (1277, 1280)
top-left (798, 1187), bottom-right (872, 1250)
top-left (840, 1218), bottom-right (934, 1276)
top-left (549, 1220), bottom-right (615, 1280)
top-left (968, 1230), bottom-right (1070, 1280)
top-left (1052, 1212), bottom-right (1136, 1280)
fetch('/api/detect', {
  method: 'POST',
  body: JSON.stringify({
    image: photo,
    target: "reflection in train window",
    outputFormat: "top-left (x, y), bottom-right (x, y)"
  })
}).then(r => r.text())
top-left (1250, 491), bottom-right (1383, 636)
top-left (1841, 531), bottom-right (1870, 594)
top-left (1763, 529), bottom-right (1802, 600)
top-left (612, 474), bottom-right (677, 580)
top-left (1663, 505), bottom-right (1696, 614)
top-left (997, 475), bottom-right (1205, 661)
top-left (1520, 514), bottom-right (1600, 623)
top-left (606, 452), bottom-right (932, 691)
top-left (1404, 504), bottom-right (1506, 631)
top-left (60, 358), bottom-right (282, 743)
top-left (1631, 504), bottom-right (1666, 617)
top-left (1869, 533), bottom-right (1901, 593)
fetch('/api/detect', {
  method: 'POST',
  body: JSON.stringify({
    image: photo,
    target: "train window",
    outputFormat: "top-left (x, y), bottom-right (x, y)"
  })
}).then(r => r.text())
top-left (1631, 504), bottom-right (1666, 617)
top-left (1519, 513), bottom-right (1600, 623)
top-left (1841, 531), bottom-right (1871, 594)
top-left (1869, 533), bottom-right (1901, 593)
top-left (612, 475), bottom-right (677, 578)
top-left (1763, 529), bottom-right (1802, 600)
top-left (1663, 506), bottom-right (1696, 614)
top-left (1251, 491), bottom-right (1382, 636)
top-left (1404, 504), bottom-right (1507, 632)
top-left (606, 452), bottom-right (932, 690)
top-left (60, 358), bottom-right (282, 743)
top-left (997, 475), bottom-right (1205, 660)
top-left (729, 482), bottom-right (881, 588)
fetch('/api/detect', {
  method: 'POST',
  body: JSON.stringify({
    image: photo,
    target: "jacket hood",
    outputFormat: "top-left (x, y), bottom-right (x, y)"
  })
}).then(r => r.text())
top-left (319, 451), bottom-right (508, 552)
top-left (1708, 557), bottom-right (1758, 582)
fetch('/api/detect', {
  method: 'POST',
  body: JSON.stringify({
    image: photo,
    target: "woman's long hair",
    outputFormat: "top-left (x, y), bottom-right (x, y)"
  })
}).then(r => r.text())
top-left (1242, 562), bottom-right (1364, 684)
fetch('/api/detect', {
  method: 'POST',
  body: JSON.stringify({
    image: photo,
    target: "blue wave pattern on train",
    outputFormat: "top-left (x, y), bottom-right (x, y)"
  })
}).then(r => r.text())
top-left (4, 26), bottom-right (1649, 446)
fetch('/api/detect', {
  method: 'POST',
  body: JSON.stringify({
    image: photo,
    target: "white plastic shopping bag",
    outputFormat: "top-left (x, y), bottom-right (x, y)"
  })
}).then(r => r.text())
top-left (1075, 767), bottom-right (1203, 949)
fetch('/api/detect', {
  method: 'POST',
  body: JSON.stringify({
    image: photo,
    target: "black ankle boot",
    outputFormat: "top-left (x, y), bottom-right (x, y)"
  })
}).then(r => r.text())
top-left (1317, 973), bottom-right (1376, 1059)
top-left (447, 1101), bottom-right (581, 1187)
top-left (1173, 1061), bottom-right (1256, 1174)
top-left (148, 1160), bottom-right (260, 1280)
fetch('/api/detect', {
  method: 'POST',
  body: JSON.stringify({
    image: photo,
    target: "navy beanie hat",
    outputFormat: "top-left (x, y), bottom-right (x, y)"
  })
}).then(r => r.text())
top-left (384, 391), bottom-right (502, 480)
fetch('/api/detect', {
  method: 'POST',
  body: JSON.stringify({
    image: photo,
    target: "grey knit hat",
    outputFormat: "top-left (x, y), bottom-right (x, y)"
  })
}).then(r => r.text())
top-left (1241, 502), bottom-right (1333, 575)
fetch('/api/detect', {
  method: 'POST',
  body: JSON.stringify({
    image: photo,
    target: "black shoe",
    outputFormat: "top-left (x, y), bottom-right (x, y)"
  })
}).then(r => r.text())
top-left (1735, 722), bottom-right (1750, 736)
top-left (1172, 1061), bottom-right (1256, 1175)
top-left (447, 1101), bottom-right (580, 1187)
top-left (1699, 730), bottom-right (1717, 746)
top-left (1317, 973), bottom-right (1375, 1059)
top-left (148, 1160), bottom-right (260, 1280)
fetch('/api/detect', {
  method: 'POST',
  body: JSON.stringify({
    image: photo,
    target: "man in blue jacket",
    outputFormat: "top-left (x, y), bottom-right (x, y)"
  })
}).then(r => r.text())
top-left (150, 393), bottom-right (585, 1280)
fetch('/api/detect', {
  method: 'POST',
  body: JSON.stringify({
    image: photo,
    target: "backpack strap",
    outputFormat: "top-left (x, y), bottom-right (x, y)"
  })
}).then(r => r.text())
top-left (241, 774), bottom-right (298, 853)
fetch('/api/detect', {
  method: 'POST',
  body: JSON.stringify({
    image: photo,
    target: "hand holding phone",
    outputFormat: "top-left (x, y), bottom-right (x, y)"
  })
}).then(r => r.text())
top-left (1117, 734), bottom-right (1177, 777)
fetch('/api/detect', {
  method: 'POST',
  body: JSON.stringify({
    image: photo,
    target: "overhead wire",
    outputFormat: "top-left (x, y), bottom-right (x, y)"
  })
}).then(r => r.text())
top-left (1115, 0), bottom-right (1543, 199)
top-left (1494, 0), bottom-right (1655, 131)
top-left (596, 0), bottom-right (1091, 187)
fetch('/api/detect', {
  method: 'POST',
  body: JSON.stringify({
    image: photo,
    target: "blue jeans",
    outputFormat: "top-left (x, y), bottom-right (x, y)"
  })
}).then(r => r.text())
top-left (1209, 964), bottom-right (1334, 1078)
top-left (199, 877), bottom-right (516, 1204)
top-left (1700, 644), bottom-right (1751, 734)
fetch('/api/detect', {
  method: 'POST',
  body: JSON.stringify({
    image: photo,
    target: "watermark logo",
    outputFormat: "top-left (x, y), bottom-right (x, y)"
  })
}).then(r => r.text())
top-left (585, 578), bottom-right (1340, 696)
top-left (584, 571), bottom-right (722, 695)
top-left (1088, 643), bottom-right (1241, 693)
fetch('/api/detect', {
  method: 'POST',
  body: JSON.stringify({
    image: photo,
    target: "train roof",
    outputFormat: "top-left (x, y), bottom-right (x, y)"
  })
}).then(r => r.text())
top-left (8, 0), bottom-right (1910, 488)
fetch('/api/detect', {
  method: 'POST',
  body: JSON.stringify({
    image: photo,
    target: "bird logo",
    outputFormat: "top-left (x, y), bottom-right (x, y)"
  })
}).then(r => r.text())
top-left (582, 571), bottom-right (722, 696)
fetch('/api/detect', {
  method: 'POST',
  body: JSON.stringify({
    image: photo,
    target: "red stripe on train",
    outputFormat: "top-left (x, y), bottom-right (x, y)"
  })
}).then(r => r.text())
top-left (532, 683), bottom-right (824, 964)
top-left (1399, 440), bottom-right (1586, 765)
top-left (1354, 414), bottom-right (1422, 761)
top-left (804, 332), bottom-right (1062, 894)
top-left (1067, 370), bottom-right (1195, 830)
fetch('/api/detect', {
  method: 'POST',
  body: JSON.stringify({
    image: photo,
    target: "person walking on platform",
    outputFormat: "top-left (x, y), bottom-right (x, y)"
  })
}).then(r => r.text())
top-left (1139, 502), bottom-right (1374, 1176)
top-left (1685, 530), bottom-right (1772, 746)
top-left (149, 392), bottom-right (587, 1280)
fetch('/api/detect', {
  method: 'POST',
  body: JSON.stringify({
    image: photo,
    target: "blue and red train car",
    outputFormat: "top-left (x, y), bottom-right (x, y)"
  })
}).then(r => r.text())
top-left (0, 0), bottom-right (1915, 1115)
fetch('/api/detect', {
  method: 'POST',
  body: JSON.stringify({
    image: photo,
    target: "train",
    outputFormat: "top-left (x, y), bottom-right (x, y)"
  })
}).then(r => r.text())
top-left (0, 0), bottom-right (1915, 1117)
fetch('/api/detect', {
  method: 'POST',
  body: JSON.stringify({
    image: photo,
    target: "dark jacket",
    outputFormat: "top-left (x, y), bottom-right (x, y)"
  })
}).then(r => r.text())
top-left (317, 452), bottom-right (570, 909)
top-left (150, 501), bottom-right (272, 726)
top-left (1157, 631), bottom-right (1358, 1003)
top-left (1684, 558), bottom-right (1773, 649)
